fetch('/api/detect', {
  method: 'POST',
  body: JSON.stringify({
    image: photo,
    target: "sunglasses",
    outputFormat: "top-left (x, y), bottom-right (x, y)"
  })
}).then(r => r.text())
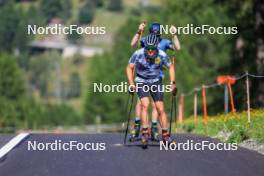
top-left (145, 45), bottom-right (157, 51)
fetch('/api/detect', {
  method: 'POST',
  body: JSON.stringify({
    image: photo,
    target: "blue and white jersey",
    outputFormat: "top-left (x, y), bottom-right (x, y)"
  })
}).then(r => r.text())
top-left (140, 37), bottom-right (174, 78)
top-left (128, 48), bottom-right (171, 83)
top-left (140, 37), bottom-right (174, 52)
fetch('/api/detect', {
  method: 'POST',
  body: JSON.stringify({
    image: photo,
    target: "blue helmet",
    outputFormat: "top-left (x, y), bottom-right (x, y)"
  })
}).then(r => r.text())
top-left (144, 34), bottom-right (159, 47)
top-left (144, 34), bottom-right (159, 59)
top-left (149, 22), bottom-right (161, 35)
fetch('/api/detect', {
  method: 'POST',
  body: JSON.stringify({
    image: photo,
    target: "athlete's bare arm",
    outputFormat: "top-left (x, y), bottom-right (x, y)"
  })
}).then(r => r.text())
top-left (131, 22), bottom-right (146, 48)
top-left (170, 25), bottom-right (181, 50)
top-left (168, 63), bottom-right (175, 84)
top-left (126, 64), bottom-right (135, 86)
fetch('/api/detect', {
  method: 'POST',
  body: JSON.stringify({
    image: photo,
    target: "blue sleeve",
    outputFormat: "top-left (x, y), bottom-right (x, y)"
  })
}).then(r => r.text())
top-left (162, 54), bottom-right (171, 67)
top-left (165, 39), bottom-right (174, 50)
top-left (129, 51), bottom-right (138, 64)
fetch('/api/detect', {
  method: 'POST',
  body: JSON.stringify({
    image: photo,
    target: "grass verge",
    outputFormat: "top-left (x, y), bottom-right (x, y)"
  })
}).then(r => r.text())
top-left (175, 110), bottom-right (264, 143)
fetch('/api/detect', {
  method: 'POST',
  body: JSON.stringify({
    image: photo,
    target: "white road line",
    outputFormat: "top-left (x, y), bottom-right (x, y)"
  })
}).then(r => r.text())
top-left (110, 143), bottom-right (124, 147)
top-left (0, 133), bottom-right (29, 159)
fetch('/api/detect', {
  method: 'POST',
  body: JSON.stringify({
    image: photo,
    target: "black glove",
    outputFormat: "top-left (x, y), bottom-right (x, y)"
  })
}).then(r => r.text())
top-left (171, 83), bottom-right (177, 96)
top-left (172, 87), bottom-right (177, 96)
top-left (128, 85), bottom-right (136, 95)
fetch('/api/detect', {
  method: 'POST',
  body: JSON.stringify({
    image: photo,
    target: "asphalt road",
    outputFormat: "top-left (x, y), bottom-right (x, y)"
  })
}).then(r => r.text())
top-left (0, 133), bottom-right (263, 176)
top-left (0, 134), bottom-right (15, 149)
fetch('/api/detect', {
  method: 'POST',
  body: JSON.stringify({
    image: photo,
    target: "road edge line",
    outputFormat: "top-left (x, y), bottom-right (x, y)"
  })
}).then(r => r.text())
top-left (0, 133), bottom-right (30, 159)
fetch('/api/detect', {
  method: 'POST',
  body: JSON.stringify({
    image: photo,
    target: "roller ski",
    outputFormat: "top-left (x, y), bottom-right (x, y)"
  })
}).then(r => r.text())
top-left (162, 130), bottom-right (176, 145)
top-left (150, 123), bottom-right (160, 142)
top-left (141, 128), bottom-right (149, 149)
top-left (129, 120), bottom-right (141, 142)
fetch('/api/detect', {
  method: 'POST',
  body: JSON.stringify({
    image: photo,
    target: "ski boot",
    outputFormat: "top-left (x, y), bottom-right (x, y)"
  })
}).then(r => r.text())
top-left (150, 124), bottom-right (159, 142)
top-left (141, 128), bottom-right (149, 149)
top-left (129, 121), bottom-right (141, 142)
top-left (162, 130), bottom-right (176, 145)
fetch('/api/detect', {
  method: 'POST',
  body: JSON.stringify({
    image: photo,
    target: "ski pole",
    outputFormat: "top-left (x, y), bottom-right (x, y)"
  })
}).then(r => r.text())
top-left (169, 96), bottom-right (174, 135)
top-left (137, 21), bottom-right (146, 48)
top-left (124, 93), bottom-right (135, 145)
top-left (169, 88), bottom-right (177, 135)
top-left (174, 93), bottom-right (177, 133)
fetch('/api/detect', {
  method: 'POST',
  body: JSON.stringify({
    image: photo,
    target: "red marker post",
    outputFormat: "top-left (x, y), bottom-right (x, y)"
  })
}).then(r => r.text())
top-left (178, 94), bottom-right (184, 124)
top-left (217, 75), bottom-right (236, 114)
top-left (193, 89), bottom-right (198, 126)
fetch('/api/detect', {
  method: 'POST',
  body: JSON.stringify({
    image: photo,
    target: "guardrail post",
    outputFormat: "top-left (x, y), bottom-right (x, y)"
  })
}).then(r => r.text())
top-left (194, 89), bottom-right (198, 126)
top-left (227, 82), bottom-right (235, 113)
top-left (202, 86), bottom-right (208, 126)
top-left (246, 72), bottom-right (251, 123)
top-left (224, 85), bottom-right (229, 113)
top-left (178, 94), bottom-right (184, 125)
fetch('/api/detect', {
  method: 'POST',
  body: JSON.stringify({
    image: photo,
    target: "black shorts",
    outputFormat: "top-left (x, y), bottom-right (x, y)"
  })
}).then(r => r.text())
top-left (136, 80), bottom-right (164, 102)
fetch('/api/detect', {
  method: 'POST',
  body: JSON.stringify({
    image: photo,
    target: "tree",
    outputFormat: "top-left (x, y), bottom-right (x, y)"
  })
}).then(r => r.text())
top-left (107, 0), bottom-right (123, 12)
top-left (29, 52), bottom-right (61, 98)
top-left (0, 53), bottom-right (25, 100)
top-left (254, 0), bottom-right (264, 106)
top-left (79, 0), bottom-right (95, 24)
top-left (0, 1), bottom-right (29, 52)
top-left (62, 0), bottom-right (72, 22)
top-left (94, 0), bottom-right (104, 7)
top-left (39, 0), bottom-right (63, 22)
top-left (68, 72), bottom-right (81, 98)
top-left (26, 4), bottom-right (45, 27)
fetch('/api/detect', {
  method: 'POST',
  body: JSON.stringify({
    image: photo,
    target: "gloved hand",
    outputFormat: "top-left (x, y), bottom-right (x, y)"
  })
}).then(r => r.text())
top-left (128, 84), bottom-right (136, 95)
top-left (171, 82), bottom-right (177, 96)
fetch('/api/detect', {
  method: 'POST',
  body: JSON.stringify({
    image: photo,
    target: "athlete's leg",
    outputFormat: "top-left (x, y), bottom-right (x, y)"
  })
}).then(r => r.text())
top-left (154, 101), bottom-right (168, 129)
top-left (139, 97), bottom-right (150, 128)
top-left (150, 100), bottom-right (159, 141)
top-left (136, 82), bottom-right (151, 145)
top-left (139, 97), bottom-right (150, 146)
top-left (151, 100), bottom-right (158, 123)
top-left (129, 99), bottom-right (142, 141)
top-left (150, 80), bottom-right (175, 143)
top-left (135, 99), bottom-right (141, 120)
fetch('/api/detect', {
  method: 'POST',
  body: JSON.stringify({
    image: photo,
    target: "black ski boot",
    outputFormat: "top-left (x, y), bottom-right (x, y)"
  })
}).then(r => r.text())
top-left (141, 128), bottom-right (149, 149)
top-left (162, 130), bottom-right (176, 145)
top-left (129, 120), bottom-right (141, 142)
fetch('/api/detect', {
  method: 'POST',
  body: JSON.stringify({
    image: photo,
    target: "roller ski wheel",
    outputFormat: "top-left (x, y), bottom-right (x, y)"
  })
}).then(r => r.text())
top-left (129, 122), bottom-right (141, 142)
top-left (129, 129), bottom-right (137, 142)
top-left (151, 126), bottom-right (159, 142)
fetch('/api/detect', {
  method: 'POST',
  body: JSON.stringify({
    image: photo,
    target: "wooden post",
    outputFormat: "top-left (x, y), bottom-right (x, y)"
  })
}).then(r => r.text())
top-left (194, 90), bottom-right (197, 125)
top-left (227, 82), bottom-right (235, 113)
top-left (178, 103), bottom-right (183, 124)
top-left (246, 72), bottom-right (251, 123)
top-left (180, 94), bottom-right (184, 123)
top-left (224, 85), bottom-right (229, 113)
top-left (202, 86), bottom-right (208, 126)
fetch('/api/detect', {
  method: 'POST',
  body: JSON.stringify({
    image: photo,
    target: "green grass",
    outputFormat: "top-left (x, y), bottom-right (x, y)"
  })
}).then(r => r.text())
top-left (175, 110), bottom-right (264, 143)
